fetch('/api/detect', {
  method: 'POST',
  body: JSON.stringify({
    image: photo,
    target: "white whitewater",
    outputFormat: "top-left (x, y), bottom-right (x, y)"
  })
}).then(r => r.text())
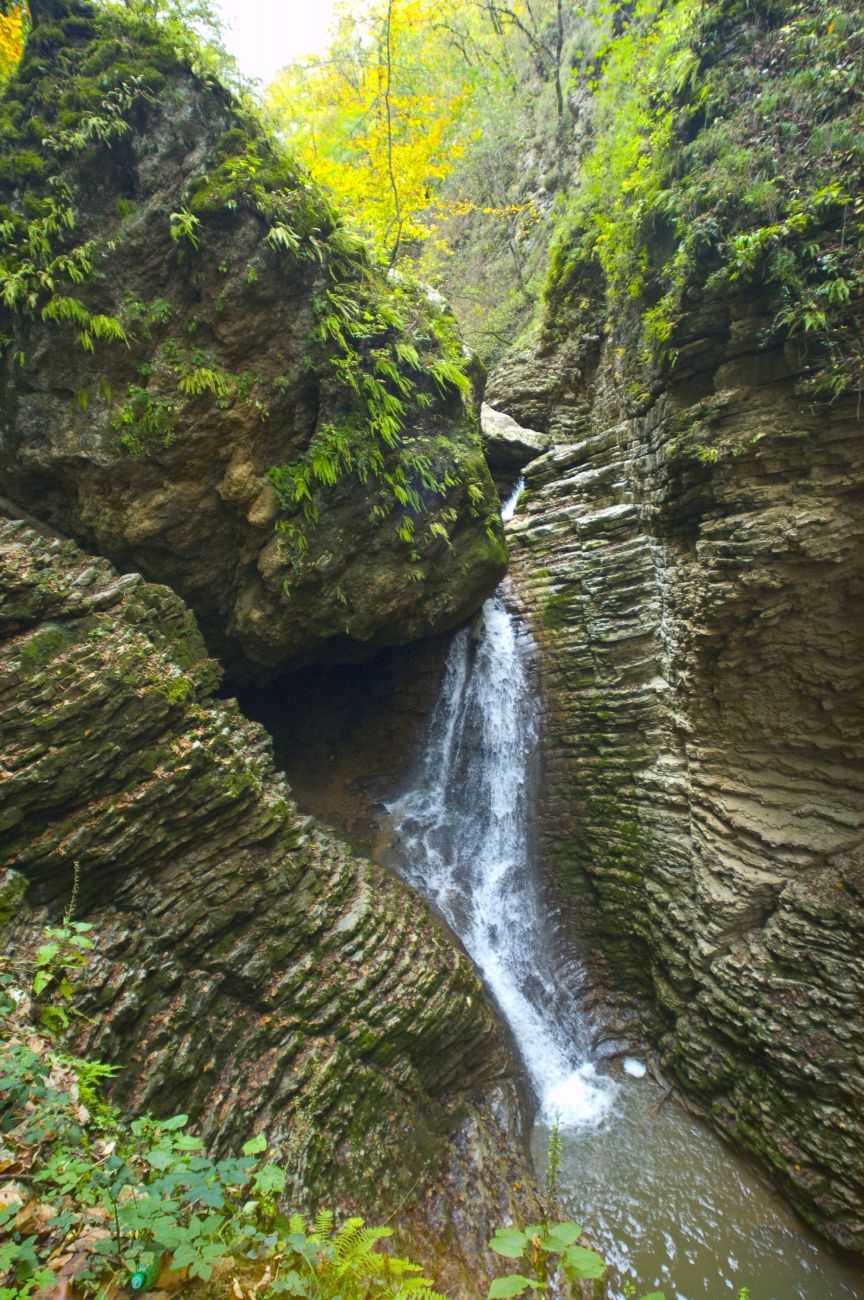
top-left (389, 481), bottom-right (616, 1128)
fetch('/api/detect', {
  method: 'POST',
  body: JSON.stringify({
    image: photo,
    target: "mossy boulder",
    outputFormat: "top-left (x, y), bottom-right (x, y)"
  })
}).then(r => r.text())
top-left (0, 507), bottom-right (518, 1224)
top-left (0, 0), bottom-right (506, 673)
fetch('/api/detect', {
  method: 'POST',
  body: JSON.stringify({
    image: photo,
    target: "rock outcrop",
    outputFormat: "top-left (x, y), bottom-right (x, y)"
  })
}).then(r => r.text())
top-left (0, 506), bottom-right (519, 1225)
top-left (480, 404), bottom-right (549, 489)
top-left (0, 0), bottom-right (505, 673)
top-left (484, 0), bottom-right (864, 1250)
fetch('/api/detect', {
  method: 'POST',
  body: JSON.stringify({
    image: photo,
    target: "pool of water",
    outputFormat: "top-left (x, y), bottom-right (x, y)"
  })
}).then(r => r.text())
top-left (530, 1067), bottom-right (864, 1300)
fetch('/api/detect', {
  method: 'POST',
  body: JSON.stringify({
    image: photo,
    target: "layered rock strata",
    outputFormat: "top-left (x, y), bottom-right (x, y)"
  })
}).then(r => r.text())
top-left (0, 507), bottom-right (517, 1223)
top-left (493, 292), bottom-right (864, 1248)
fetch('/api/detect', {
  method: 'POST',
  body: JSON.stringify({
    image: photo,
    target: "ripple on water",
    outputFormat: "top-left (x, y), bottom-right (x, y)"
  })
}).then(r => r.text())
top-left (532, 1072), bottom-right (864, 1300)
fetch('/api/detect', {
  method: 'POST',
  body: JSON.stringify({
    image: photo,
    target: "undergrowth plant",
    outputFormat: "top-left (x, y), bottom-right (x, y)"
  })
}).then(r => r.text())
top-left (0, 916), bottom-right (446, 1299)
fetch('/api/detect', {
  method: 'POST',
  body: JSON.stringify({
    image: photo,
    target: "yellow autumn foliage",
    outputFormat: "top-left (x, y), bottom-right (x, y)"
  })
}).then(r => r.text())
top-left (0, 3), bottom-right (27, 81)
top-left (268, 0), bottom-right (472, 262)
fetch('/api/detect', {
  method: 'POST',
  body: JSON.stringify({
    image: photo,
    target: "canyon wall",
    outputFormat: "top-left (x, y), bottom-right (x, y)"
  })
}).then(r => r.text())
top-left (492, 282), bottom-right (864, 1249)
top-left (482, 0), bottom-right (864, 1250)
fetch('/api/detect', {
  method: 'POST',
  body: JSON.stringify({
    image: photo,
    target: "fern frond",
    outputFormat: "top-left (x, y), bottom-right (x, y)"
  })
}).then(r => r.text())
top-left (266, 223), bottom-right (302, 255)
top-left (178, 367), bottom-right (231, 399)
top-left (312, 1207), bottom-right (334, 1238)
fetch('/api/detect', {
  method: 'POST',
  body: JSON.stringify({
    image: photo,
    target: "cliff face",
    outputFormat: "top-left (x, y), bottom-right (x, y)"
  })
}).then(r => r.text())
top-left (0, 507), bottom-right (521, 1230)
top-left (488, 0), bottom-right (864, 1251)
top-left (493, 264), bottom-right (864, 1252)
top-left (0, 0), bottom-right (505, 674)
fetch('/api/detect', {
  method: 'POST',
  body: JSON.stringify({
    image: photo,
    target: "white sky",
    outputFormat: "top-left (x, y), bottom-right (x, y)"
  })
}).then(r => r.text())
top-left (214, 0), bottom-right (339, 88)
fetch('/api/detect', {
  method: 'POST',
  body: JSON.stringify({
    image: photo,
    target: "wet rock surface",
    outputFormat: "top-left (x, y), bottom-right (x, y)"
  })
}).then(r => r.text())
top-left (0, 507), bottom-right (523, 1230)
top-left (494, 292), bottom-right (864, 1249)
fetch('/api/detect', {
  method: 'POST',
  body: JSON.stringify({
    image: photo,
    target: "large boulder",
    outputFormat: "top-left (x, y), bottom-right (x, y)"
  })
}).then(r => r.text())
top-left (0, 0), bottom-right (506, 673)
top-left (480, 403), bottom-right (549, 475)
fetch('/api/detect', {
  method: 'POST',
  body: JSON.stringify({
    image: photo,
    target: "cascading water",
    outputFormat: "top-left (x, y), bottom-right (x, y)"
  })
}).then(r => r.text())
top-left (389, 480), bottom-right (616, 1128)
top-left (387, 480), bottom-right (864, 1299)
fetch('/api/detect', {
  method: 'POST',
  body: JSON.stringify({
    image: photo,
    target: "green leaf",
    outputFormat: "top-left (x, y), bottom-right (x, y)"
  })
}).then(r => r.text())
top-left (541, 1222), bottom-right (583, 1252)
top-left (562, 1245), bottom-right (606, 1280)
top-left (489, 1228), bottom-right (529, 1258)
top-left (161, 1114), bottom-right (189, 1130)
top-left (640, 1293), bottom-right (667, 1299)
top-left (242, 1132), bottom-right (267, 1156)
top-left (488, 1277), bottom-right (535, 1298)
top-left (173, 1134), bottom-right (204, 1150)
top-left (144, 1146), bottom-right (174, 1171)
top-left (32, 971), bottom-right (52, 996)
top-left (253, 1164), bottom-right (286, 1196)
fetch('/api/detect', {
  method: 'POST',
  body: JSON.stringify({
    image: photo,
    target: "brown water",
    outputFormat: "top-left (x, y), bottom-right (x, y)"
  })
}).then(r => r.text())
top-left (531, 1067), bottom-right (864, 1300)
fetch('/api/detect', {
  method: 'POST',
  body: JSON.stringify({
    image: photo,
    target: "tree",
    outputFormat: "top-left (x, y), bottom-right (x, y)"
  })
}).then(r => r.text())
top-left (267, 0), bottom-right (471, 264)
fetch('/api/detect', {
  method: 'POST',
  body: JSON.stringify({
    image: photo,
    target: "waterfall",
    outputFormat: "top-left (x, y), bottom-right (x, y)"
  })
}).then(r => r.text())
top-left (385, 485), bottom-right (864, 1299)
top-left (388, 482), bottom-right (616, 1127)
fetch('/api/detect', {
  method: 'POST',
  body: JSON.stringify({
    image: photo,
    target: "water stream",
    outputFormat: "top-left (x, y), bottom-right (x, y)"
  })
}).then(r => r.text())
top-left (387, 485), bottom-right (864, 1299)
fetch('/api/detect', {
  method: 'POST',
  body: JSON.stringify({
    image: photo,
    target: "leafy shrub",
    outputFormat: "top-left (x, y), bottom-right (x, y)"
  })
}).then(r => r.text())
top-left (0, 924), bottom-right (444, 1299)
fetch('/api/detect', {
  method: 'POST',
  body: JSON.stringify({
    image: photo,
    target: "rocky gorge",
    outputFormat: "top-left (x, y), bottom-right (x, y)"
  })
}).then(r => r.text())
top-left (1, 0), bottom-right (863, 1292)
top-left (0, 1), bottom-right (532, 1289)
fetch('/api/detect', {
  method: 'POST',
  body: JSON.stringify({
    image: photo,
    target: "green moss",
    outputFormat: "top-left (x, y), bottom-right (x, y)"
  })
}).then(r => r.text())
top-left (541, 588), bottom-right (575, 630)
top-left (0, 149), bottom-right (46, 180)
top-left (215, 127), bottom-right (249, 159)
top-left (0, 868), bottom-right (28, 928)
top-left (21, 623), bottom-right (73, 665)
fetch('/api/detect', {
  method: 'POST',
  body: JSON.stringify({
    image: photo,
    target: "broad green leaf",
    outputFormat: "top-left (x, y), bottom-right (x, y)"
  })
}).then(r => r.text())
top-left (541, 1222), bottom-right (583, 1252)
top-left (562, 1245), bottom-right (606, 1280)
top-left (144, 1146), bottom-right (173, 1171)
top-left (488, 1277), bottom-right (535, 1298)
top-left (161, 1114), bottom-right (189, 1130)
top-left (489, 1228), bottom-right (529, 1258)
top-left (253, 1164), bottom-right (286, 1196)
top-left (242, 1132), bottom-right (267, 1155)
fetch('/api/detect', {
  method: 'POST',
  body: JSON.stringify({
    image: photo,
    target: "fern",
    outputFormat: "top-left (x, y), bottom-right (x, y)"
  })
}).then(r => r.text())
top-left (394, 341), bottom-right (423, 371)
top-left (266, 223), bottom-right (302, 255)
top-left (312, 1208), bottom-right (335, 1238)
top-left (178, 366), bottom-right (231, 399)
top-left (78, 314), bottom-right (129, 352)
top-left (429, 357), bottom-right (471, 397)
top-left (41, 295), bottom-right (91, 326)
top-left (169, 207), bottom-right (200, 249)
